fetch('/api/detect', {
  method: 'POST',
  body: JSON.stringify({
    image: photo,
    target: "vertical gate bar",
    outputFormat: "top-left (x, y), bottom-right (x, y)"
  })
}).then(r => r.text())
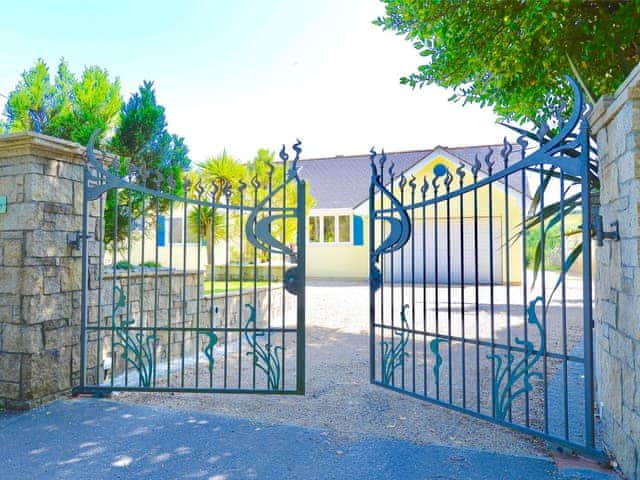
top-left (446, 178), bottom-right (452, 404)
top-left (539, 164), bottom-right (549, 434)
top-left (488, 171), bottom-right (496, 417)
top-left (459, 175), bottom-right (466, 408)
top-left (239, 189), bottom-right (245, 389)
top-left (95, 184), bottom-right (104, 386)
top-left (267, 169), bottom-right (273, 390)
top-left (252, 186), bottom-right (258, 389)
top-left (168, 201), bottom-right (174, 387)
top-left (181, 199), bottom-right (188, 387)
top-left (153, 197), bottom-right (160, 387)
top-left (389, 169), bottom-right (396, 387)
top-left (124, 190), bottom-right (133, 387)
top-left (521, 161), bottom-right (530, 426)
top-left (195, 196), bottom-right (203, 388)
top-left (281, 156), bottom-right (287, 391)
top-left (209, 197), bottom-right (216, 389)
top-left (399, 179), bottom-right (405, 390)
top-left (560, 170), bottom-right (569, 440)
top-left (411, 183), bottom-right (416, 393)
top-left (433, 181), bottom-right (440, 400)
top-left (139, 193), bottom-right (147, 388)
top-left (379, 161), bottom-right (385, 385)
top-left (224, 197), bottom-right (230, 388)
top-left (110, 187), bottom-right (119, 388)
top-left (473, 170), bottom-right (480, 412)
top-left (504, 156), bottom-right (512, 422)
top-left (369, 164), bottom-right (376, 384)
top-left (422, 191), bottom-right (428, 396)
top-left (581, 123), bottom-right (595, 448)
top-left (79, 164), bottom-right (90, 390)
top-left (296, 180), bottom-right (307, 394)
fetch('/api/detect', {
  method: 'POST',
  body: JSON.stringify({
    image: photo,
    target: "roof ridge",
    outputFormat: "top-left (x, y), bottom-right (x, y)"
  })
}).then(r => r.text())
top-left (299, 143), bottom-right (523, 162)
top-left (300, 148), bottom-right (433, 162)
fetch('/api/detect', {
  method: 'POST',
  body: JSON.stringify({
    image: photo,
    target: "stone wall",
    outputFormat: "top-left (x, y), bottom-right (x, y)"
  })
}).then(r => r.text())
top-left (0, 132), bottom-right (102, 409)
top-left (589, 63), bottom-right (640, 478)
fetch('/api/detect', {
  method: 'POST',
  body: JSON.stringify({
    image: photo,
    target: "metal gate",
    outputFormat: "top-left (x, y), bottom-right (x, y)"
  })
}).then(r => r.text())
top-left (76, 138), bottom-right (306, 395)
top-left (368, 79), bottom-right (604, 458)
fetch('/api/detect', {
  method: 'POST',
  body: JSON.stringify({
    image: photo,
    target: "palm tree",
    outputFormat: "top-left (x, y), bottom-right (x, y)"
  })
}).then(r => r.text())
top-left (186, 152), bottom-right (248, 266)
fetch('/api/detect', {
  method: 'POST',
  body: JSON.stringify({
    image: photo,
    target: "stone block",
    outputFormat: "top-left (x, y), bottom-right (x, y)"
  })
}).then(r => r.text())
top-left (0, 203), bottom-right (43, 231)
top-left (0, 353), bottom-right (21, 382)
top-left (0, 175), bottom-right (24, 203)
top-left (2, 240), bottom-right (23, 266)
top-left (25, 230), bottom-right (68, 258)
top-left (60, 257), bottom-right (81, 292)
top-left (2, 323), bottom-right (43, 353)
top-left (24, 174), bottom-right (73, 204)
top-left (22, 293), bottom-right (72, 324)
top-left (0, 267), bottom-right (19, 294)
top-left (21, 348), bottom-right (72, 400)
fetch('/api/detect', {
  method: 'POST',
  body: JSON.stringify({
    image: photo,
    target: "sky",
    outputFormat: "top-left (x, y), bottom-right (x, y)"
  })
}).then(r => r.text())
top-left (0, 0), bottom-right (512, 164)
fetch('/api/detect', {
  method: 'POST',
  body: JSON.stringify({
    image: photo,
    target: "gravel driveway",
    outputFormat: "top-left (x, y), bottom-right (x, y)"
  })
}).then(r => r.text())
top-left (117, 279), bottom-right (566, 457)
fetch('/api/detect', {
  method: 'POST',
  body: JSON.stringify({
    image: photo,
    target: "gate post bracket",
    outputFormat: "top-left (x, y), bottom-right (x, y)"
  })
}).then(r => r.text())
top-left (592, 215), bottom-right (620, 246)
top-left (67, 231), bottom-right (92, 251)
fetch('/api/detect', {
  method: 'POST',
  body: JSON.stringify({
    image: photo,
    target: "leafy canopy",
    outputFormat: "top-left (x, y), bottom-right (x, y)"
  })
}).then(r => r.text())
top-left (4, 58), bottom-right (121, 144)
top-left (375, 1), bottom-right (640, 122)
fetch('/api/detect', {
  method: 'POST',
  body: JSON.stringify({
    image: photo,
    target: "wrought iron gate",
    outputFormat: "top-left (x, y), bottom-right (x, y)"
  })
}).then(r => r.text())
top-left (77, 138), bottom-right (306, 395)
top-left (368, 79), bottom-right (603, 457)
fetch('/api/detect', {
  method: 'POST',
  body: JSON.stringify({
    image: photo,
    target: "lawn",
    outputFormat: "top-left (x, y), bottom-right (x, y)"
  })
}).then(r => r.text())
top-left (203, 280), bottom-right (273, 295)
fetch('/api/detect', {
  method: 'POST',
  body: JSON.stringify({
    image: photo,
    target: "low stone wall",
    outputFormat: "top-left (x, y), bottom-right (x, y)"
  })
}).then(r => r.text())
top-left (85, 269), bottom-right (292, 385)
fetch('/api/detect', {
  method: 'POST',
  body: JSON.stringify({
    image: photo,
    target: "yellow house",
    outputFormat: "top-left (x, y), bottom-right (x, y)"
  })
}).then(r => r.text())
top-left (298, 145), bottom-right (529, 284)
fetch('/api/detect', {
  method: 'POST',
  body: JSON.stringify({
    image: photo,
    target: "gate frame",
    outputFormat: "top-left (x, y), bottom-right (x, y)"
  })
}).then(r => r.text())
top-left (76, 136), bottom-right (307, 396)
top-left (368, 78), bottom-right (605, 460)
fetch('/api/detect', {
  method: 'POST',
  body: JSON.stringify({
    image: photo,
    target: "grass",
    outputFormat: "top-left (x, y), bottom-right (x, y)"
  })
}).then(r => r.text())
top-left (203, 280), bottom-right (272, 294)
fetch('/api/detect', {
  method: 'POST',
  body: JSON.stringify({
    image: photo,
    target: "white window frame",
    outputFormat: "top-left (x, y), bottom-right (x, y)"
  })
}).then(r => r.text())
top-left (308, 213), bottom-right (352, 245)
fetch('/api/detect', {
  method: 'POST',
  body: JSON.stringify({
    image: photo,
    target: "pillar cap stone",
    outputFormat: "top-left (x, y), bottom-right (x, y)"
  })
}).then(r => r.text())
top-left (0, 131), bottom-right (115, 164)
top-left (589, 62), bottom-right (640, 134)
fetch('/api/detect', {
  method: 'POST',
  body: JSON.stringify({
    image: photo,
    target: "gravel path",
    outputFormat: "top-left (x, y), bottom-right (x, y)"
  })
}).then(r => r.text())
top-left (116, 279), bottom-right (563, 457)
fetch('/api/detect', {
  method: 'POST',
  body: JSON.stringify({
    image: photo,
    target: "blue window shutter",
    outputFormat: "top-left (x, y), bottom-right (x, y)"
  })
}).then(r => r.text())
top-left (157, 215), bottom-right (166, 247)
top-left (353, 215), bottom-right (364, 246)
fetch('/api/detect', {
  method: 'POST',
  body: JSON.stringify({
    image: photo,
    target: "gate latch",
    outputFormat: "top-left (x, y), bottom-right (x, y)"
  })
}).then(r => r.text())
top-left (593, 215), bottom-right (619, 246)
top-left (67, 231), bottom-right (92, 251)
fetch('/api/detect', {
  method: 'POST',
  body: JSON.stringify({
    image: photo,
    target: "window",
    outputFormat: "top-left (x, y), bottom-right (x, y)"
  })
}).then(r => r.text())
top-left (309, 216), bottom-right (320, 242)
top-left (323, 216), bottom-right (335, 242)
top-left (309, 214), bottom-right (352, 244)
top-left (168, 217), bottom-right (198, 244)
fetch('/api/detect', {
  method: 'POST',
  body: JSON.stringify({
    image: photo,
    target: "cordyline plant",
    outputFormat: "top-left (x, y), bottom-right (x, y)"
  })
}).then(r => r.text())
top-left (504, 115), bottom-right (599, 301)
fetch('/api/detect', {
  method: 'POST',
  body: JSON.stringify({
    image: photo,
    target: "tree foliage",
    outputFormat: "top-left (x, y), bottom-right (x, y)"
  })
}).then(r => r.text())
top-left (375, 1), bottom-right (640, 122)
top-left (4, 59), bottom-right (121, 144)
top-left (105, 81), bottom-right (191, 246)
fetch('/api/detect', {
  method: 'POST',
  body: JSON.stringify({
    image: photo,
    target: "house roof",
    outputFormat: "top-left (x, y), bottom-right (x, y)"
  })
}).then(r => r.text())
top-left (297, 144), bottom-right (527, 209)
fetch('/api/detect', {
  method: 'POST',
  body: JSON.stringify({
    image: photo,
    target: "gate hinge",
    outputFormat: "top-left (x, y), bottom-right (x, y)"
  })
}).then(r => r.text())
top-left (67, 231), bottom-right (92, 251)
top-left (592, 215), bottom-right (619, 247)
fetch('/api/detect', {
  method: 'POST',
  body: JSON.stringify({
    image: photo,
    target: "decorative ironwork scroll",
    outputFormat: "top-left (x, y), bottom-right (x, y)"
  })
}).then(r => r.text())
top-left (488, 297), bottom-right (545, 421)
top-left (111, 286), bottom-right (158, 388)
top-left (369, 149), bottom-right (412, 292)
top-left (381, 305), bottom-right (410, 385)
top-left (243, 304), bottom-right (283, 391)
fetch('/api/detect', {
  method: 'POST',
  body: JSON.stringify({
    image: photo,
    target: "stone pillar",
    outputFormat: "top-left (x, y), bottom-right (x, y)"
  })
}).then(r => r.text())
top-left (0, 132), bottom-right (95, 409)
top-left (589, 63), bottom-right (640, 478)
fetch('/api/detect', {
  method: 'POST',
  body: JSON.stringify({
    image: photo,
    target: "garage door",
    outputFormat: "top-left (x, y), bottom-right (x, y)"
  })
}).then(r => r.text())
top-left (384, 217), bottom-right (502, 284)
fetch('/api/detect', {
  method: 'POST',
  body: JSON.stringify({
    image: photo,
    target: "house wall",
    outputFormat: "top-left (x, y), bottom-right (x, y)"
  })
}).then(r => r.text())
top-left (306, 213), bottom-right (369, 279)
